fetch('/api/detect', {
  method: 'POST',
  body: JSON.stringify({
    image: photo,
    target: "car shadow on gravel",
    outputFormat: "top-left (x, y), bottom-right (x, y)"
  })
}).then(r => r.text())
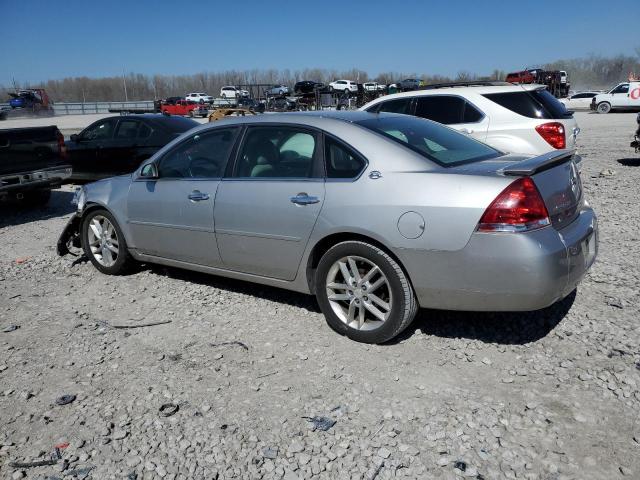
top-left (394, 290), bottom-right (576, 346)
top-left (0, 189), bottom-right (75, 228)
top-left (147, 264), bottom-right (322, 312)
top-left (148, 263), bottom-right (576, 345)
top-left (616, 158), bottom-right (640, 167)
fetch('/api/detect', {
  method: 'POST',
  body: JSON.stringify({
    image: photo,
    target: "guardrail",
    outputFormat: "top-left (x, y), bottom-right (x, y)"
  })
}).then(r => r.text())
top-left (0, 101), bottom-right (155, 115)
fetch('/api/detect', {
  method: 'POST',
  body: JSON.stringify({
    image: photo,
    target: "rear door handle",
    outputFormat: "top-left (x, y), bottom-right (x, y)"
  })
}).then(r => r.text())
top-left (290, 192), bottom-right (320, 205)
top-left (460, 128), bottom-right (474, 135)
top-left (188, 190), bottom-right (209, 202)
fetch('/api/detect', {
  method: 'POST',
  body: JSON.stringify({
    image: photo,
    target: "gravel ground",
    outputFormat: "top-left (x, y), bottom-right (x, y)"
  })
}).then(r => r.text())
top-left (1, 111), bottom-right (639, 480)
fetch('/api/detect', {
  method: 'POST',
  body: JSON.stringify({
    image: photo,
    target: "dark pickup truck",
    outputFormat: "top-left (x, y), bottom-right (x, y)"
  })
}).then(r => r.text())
top-left (0, 126), bottom-right (71, 204)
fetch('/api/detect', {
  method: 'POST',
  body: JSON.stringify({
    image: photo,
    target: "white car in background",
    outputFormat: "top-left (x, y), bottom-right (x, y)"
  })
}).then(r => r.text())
top-left (560, 91), bottom-right (600, 110)
top-left (185, 93), bottom-right (213, 104)
top-left (363, 82), bottom-right (385, 92)
top-left (591, 81), bottom-right (640, 113)
top-left (220, 86), bottom-right (249, 98)
top-left (361, 83), bottom-right (580, 156)
top-left (329, 80), bottom-right (358, 93)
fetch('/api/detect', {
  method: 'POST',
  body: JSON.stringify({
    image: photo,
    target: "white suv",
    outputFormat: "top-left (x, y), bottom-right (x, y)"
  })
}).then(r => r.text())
top-left (329, 80), bottom-right (358, 93)
top-left (220, 86), bottom-right (249, 98)
top-left (360, 83), bottom-right (579, 156)
top-left (185, 93), bottom-right (213, 104)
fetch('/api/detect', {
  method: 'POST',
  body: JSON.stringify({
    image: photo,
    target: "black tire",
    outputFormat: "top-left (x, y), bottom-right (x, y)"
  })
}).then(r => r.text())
top-left (315, 241), bottom-right (418, 344)
top-left (81, 209), bottom-right (133, 275)
top-left (597, 102), bottom-right (611, 114)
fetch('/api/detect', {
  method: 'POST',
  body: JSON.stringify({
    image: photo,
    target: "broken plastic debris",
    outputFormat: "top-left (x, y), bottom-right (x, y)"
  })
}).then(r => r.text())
top-left (159, 403), bottom-right (179, 417)
top-left (302, 415), bottom-right (336, 432)
top-left (262, 446), bottom-right (278, 459)
top-left (2, 325), bottom-right (20, 333)
top-left (454, 460), bottom-right (467, 472)
top-left (55, 394), bottom-right (76, 406)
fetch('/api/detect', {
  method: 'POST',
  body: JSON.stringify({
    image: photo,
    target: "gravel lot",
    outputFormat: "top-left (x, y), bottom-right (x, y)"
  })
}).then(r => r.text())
top-left (1, 111), bottom-right (639, 480)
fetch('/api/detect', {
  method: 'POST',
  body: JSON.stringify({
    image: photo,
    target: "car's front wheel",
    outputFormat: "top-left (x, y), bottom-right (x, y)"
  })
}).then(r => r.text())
top-left (597, 102), bottom-right (611, 114)
top-left (315, 241), bottom-right (418, 344)
top-left (82, 209), bottom-right (133, 275)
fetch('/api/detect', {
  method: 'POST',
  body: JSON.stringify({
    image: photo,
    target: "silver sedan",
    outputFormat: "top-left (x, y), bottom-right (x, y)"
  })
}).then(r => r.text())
top-left (58, 112), bottom-right (598, 344)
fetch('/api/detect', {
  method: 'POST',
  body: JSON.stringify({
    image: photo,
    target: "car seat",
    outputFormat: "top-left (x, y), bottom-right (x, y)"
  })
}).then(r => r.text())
top-left (243, 138), bottom-right (279, 177)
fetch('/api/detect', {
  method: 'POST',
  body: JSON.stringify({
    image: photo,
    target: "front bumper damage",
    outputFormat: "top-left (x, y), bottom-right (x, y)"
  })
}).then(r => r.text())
top-left (57, 213), bottom-right (82, 256)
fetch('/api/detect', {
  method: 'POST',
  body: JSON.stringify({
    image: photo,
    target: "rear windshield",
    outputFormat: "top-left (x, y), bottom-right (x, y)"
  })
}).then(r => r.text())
top-left (483, 89), bottom-right (572, 119)
top-left (152, 116), bottom-right (199, 133)
top-left (356, 116), bottom-right (501, 167)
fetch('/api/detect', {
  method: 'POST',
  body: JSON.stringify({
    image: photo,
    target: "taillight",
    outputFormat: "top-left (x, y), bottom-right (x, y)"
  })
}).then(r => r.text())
top-left (535, 122), bottom-right (565, 149)
top-left (57, 131), bottom-right (67, 159)
top-left (477, 177), bottom-right (550, 233)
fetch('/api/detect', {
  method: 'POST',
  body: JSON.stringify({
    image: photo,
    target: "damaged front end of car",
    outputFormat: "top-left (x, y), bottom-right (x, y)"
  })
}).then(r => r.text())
top-left (56, 187), bottom-right (86, 256)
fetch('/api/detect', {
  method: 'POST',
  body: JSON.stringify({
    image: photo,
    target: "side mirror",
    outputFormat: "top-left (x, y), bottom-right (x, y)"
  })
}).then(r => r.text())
top-left (70, 134), bottom-right (79, 142)
top-left (139, 163), bottom-right (158, 179)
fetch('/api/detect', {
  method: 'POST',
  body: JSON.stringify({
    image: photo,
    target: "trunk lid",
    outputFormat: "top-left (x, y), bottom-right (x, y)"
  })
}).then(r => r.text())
top-left (502, 150), bottom-right (582, 229)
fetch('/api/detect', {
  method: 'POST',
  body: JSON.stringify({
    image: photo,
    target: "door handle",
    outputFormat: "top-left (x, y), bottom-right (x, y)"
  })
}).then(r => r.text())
top-left (460, 128), bottom-right (474, 135)
top-left (290, 192), bottom-right (320, 205)
top-left (188, 190), bottom-right (209, 202)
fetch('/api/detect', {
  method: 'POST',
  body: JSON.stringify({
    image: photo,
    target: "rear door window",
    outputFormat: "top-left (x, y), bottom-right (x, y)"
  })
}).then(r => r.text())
top-left (414, 96), bottom-right (465, 124)
top-left (234, 126), bottom-right (318, 179)
top-left (115, 120), bottom-right (140, 140)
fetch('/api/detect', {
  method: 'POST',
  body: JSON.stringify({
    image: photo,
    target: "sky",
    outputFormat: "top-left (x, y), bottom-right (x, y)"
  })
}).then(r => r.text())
top-left (1, 0), bottom-right (638, 86)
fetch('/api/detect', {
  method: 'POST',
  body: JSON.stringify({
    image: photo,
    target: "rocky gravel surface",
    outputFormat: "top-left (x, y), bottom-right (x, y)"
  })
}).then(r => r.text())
top-left (1, 111), bottom-right (639, 479)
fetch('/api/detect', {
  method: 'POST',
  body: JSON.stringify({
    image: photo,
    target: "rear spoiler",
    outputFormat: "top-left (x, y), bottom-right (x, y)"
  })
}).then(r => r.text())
top-left (501, 149), bottom-right (576, 176)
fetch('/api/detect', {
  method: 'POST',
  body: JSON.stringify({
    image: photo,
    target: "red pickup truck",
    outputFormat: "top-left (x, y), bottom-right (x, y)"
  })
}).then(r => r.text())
top-left (160, 100), bottom-right (208, 118)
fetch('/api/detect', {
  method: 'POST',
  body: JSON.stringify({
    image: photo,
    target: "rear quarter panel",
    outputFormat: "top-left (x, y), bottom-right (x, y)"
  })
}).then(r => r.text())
top-left (314, 169), bottom-right (512, 253)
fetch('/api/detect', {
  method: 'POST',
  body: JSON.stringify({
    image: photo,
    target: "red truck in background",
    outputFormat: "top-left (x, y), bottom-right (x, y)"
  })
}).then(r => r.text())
top-left (505, 68), bottom-right (570, 98)
top-left (160, 100), bottom-right (208, 118)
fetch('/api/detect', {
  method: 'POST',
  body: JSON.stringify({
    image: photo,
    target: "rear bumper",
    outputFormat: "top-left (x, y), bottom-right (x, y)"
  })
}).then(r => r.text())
top-left (0, 165), bottom-right (72, 195)
top-left (399, 207), bottom-right (597, 311)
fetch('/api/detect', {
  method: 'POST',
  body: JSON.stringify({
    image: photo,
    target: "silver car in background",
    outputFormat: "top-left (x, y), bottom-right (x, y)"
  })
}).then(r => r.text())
top-left (57, 112), bottom-right (597, 344)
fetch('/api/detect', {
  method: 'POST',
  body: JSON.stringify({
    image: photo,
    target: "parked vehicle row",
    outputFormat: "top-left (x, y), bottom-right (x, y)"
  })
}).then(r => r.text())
top-left (57, 111), bottom-right (597, 344)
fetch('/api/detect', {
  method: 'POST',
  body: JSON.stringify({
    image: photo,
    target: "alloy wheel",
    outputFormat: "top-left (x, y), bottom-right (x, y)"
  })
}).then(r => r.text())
top-left (86, 215), bottom-right (119, 267)
top-left (325, 256), bottom-right (392, 331)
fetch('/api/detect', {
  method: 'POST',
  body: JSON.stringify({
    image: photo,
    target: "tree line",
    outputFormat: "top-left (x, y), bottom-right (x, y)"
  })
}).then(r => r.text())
top-left (3, 52), bottom-right (639, 103)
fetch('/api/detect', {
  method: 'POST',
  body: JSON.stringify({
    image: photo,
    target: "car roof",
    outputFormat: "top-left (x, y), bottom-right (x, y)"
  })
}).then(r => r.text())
top-left (364, 83), bottom-right (542, 101)
top-left (193, 110), bottom-right (400, 131)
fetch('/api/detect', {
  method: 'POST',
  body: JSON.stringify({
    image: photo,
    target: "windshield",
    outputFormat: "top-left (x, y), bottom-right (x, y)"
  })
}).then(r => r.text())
top-left (356, 116), bottom-right (501, 167)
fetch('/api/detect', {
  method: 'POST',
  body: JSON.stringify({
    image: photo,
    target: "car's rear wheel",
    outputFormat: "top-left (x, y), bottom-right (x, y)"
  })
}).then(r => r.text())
top-left (82, 209), bottom-right (133, 275)
top-left (315, 241), bottom-right (417, 344)
top-left (597, 102), bottom-right (611, 114)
